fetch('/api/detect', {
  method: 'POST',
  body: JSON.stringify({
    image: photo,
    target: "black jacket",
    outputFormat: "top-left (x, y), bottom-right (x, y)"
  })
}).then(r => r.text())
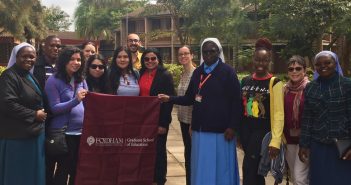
top-left (146, 67), bottom-right (175, 128)
top-left (0, 65), bottom-right (45, 139)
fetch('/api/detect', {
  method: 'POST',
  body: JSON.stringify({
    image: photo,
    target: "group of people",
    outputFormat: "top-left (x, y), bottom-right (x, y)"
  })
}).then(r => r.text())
top-left (0, 33), bottom-right (350, 185)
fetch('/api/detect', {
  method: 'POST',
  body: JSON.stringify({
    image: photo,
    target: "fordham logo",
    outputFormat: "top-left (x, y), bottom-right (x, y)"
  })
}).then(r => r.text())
top-left (87, 136), bottom-right (95, 146)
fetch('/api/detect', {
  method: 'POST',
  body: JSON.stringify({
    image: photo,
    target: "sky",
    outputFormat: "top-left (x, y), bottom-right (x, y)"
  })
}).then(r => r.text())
top-left (41, 0), bottom-right (79, 31)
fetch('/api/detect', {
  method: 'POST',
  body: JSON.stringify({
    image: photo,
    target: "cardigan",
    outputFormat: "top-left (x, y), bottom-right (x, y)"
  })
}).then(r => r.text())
top-left (0, 65), bottom-right (45, 139)
top-left (170, 60), bottom-right (242, 133)
top-left (300, 74), bottom-right (351, 148)
top-left (45, 75), bottom-right (87, 133)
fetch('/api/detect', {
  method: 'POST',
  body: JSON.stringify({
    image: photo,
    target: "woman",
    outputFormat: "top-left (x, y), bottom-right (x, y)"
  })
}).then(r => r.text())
top-left (139, 48), bottom-right (175, 185)
top-left (159, 38), bottom-right (241, 185)
top-left (299, 51), bottom-right (351, 185)
top-left (45, 47), bottom-right (88, 185)
top-left (85, 54), bottom-right (110, 93)
top-left (240, 38), bottom-right (284, 185)
top-left (81, 42), bottom-right (96, 61)
top-left (176, 45), bottom-right (195, 185)
top-left (0, 43), bottom-right (47, 185)
top-left (284, 55), bottom-right (309, 185)
top-left (109, 47), bottom-right (140, 96)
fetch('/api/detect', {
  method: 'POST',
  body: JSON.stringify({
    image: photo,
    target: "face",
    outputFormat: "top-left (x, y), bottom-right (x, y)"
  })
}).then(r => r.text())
top-left (83, 44), bottom-right (96, 59)
top-left (16, 47), bottom-right (36, 71)
top-left (287, 62), bottom-right (305, 83)
top-left (144, 52), bottom-right (159, 70)
top-left (315, 55), bottom-right (336, 78)
top-left (44, 37), bottom-right (61, 60)
top-left (253, 49), bottom-right (270, 75)
top-left (127, 34), bottom-right (141, 53)
top-left (178, 47), bottom-right (193, 66)
top-left (65, 53), bottom-right (82, 76)
top-left (202, 42), bottom-right (219, 65)
top-left (116, 50), bottom-right (130, 70)
top-left (89, 59), bottom-right (105, 78)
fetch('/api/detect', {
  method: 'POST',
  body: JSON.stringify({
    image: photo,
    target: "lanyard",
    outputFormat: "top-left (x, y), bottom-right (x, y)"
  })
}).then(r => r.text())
top-left (198, 74), bottom-right (212, 92)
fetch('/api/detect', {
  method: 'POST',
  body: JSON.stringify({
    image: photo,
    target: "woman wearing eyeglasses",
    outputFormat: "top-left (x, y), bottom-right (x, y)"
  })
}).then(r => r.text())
top-left (283, 55), bottom-right (309, 185)
top-left (85, 54), bottom-right (110, 93)
top-left (108, 46), bottom-right (140, 96)
top-left (139, 48), bottom-right (175, 185)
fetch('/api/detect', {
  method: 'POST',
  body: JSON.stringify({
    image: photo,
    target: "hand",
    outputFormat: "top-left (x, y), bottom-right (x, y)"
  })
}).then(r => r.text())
top-left (268, 146), bottom-right (280, 159)
top-left (76, 89), bottom-right (88, 102)
top-left (35, 109), bottom-right (47, 122)
top-left (224, 128), bottom-right (235, 141)
top-left (158, 126), bottom-right (167, 135)
top-left (158, 94), bottom-right (170, 102)
top-left (343, 148), bottom-right (351, 160)
top-left (298, 147), bottom-right (310, 163)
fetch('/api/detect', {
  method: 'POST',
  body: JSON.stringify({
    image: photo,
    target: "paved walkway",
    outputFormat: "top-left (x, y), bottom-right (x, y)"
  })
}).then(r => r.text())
top-left (165, 111), bottom-right (284, 185)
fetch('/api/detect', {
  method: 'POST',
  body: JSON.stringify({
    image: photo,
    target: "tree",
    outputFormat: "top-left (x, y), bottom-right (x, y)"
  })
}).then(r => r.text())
top-left (74, 0), bottom-right (146, 40)
top-left (43, 6), bottom-right (71, 31)
top-left (0, 0), bottom-right (47, 41)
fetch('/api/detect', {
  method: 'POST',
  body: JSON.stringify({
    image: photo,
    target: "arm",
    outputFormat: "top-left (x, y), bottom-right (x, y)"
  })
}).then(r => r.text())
top-left (269, 81), bottom-right (284, 149)
top-left (170, 76), bottom-right (196, 106)
top-left (0, 72), bottom-right (36, 123)
top-left (45, 77), bottom-right (80, 115)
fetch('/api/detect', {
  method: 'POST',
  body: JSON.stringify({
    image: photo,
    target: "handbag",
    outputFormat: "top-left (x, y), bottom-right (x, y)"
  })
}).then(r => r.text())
top-left (45, 126), bottom-right (68, 156)
top-left (333, 138), bottom-right (351, 158)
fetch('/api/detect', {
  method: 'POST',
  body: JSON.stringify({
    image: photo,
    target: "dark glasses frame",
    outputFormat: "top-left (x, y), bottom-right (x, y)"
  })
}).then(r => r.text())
top-left (90, 64), bottom-right (105, 70)
top-left (144, 56), bottom-right (157, 62)
top-left (287, 66), bottom-right (303, 72)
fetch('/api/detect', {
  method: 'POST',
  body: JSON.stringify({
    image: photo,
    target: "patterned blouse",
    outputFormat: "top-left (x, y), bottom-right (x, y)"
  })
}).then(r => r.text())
top-left (177, 68), bottom-right (195, 124)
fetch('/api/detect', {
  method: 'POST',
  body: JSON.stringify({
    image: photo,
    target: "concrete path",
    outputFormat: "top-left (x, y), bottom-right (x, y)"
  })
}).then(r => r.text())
top-left (165, 111), bottom-right (286, 185)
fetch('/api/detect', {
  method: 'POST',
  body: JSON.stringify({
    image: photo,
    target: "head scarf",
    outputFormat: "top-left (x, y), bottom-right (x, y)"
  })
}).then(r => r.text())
top-left (7, 42), bottom-right (36, 73)
top-left (313, 51), bottom-right (343, 80)
top-left (200, 38), bottom-right (225, 64)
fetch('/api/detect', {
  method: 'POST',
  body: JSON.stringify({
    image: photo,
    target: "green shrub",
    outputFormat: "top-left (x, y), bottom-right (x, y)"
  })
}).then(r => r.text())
top-left (0, 66), bottom-right (5, 76)
top-left (164, 63), bottom-right (183, 88)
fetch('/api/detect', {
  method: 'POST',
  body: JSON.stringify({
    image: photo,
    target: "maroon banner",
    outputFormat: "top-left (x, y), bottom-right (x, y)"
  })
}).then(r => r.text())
top-left (75, 93), bottom-right (160, 185)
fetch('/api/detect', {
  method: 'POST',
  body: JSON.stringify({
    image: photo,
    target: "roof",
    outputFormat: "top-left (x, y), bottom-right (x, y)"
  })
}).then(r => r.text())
top-left (123, 5), bottom-right (171, 19)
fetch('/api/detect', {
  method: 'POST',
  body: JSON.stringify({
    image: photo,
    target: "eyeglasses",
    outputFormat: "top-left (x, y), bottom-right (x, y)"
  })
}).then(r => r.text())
top-left (178, 52), bottom-right (190, 57)
top-left (144, 57), bottom-right (157, 62)
top-left (288, 67), bottom-right (303, 72)
top-left (202, 49), bottom-right (218, 55)
top-left (128, 39), bottom-right (139, 43)
top-left (90, 64), bottom-right (105, 70)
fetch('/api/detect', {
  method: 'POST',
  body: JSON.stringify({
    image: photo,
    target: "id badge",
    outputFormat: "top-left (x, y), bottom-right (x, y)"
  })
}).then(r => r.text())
top-left (195, 94), bottom-right (202, 102)
top-left (289, 128), bottom-right (301, 137)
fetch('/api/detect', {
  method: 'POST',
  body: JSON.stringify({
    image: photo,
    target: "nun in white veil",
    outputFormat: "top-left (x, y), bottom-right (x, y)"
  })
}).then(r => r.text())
top-left (0, 42), bottom-right (46, 185)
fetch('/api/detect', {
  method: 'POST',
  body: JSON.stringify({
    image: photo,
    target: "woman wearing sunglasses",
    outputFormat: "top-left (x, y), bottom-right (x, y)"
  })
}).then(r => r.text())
top-left (85, 54), bottom-right (110, 93)
top-left (139, 48), bottom-right (175, 185)
top-left (283, 55), bottom-right (309, 185)
top-left (108, 46), bottom-right (140, 96)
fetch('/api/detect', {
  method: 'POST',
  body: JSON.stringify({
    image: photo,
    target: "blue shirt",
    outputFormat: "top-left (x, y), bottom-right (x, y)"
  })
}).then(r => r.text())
top-left (116, 74), bottom-right (140, 96)
top-left (203, 59), bottom-right (219, 74)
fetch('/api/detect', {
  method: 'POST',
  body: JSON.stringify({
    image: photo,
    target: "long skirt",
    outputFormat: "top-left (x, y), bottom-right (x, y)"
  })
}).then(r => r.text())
top-left (310, 141), bottom-right (351, 185)
top-left (191, 131), bottom-right (240, 185)
top-left (0, 132), bottom-right (45, 185)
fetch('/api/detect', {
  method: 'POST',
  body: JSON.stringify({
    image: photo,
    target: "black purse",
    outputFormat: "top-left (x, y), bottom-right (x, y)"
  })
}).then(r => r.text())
top-left (333, 138), bottom-right (351, 158)
top-left (45, 126), bottom-right (68, 156)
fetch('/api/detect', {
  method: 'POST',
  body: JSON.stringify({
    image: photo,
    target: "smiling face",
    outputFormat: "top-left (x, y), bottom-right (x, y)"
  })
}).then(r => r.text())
top-left (253, 49), bottom-right (270, 76)
top-left (144, 52), bottom-right (159, 71)
top-left (89, 59), bottom-right (105, 78)
top-left (16, 46), bottom-right (37, 71)
top-left (83, 44), bottom-right (96, 59)
top-left (115, 50), bottom-right (130, 70)
top-left (65, 52), bottom-right (82, 77)
top-left (127, 34), bottom-right (141, 53)
top-left (288, 62), bottom-right (306, 84)
top-left (178, 47), bottom-right (193, 66)
top-left (315, 55), bottom-right (337, 79)
top-left (202, 41), bottom-right (220, 65)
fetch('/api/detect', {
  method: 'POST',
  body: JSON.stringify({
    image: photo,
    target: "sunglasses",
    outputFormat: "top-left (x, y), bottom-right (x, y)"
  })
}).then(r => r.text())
top-left (288, 67), bottom-right (303, 72)
top-left (202, 49), bottom-right (218, 55)
top-left (90, 64), bottom-right (105, 70)
top-left (144, 57), bottom-right (157, 62)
